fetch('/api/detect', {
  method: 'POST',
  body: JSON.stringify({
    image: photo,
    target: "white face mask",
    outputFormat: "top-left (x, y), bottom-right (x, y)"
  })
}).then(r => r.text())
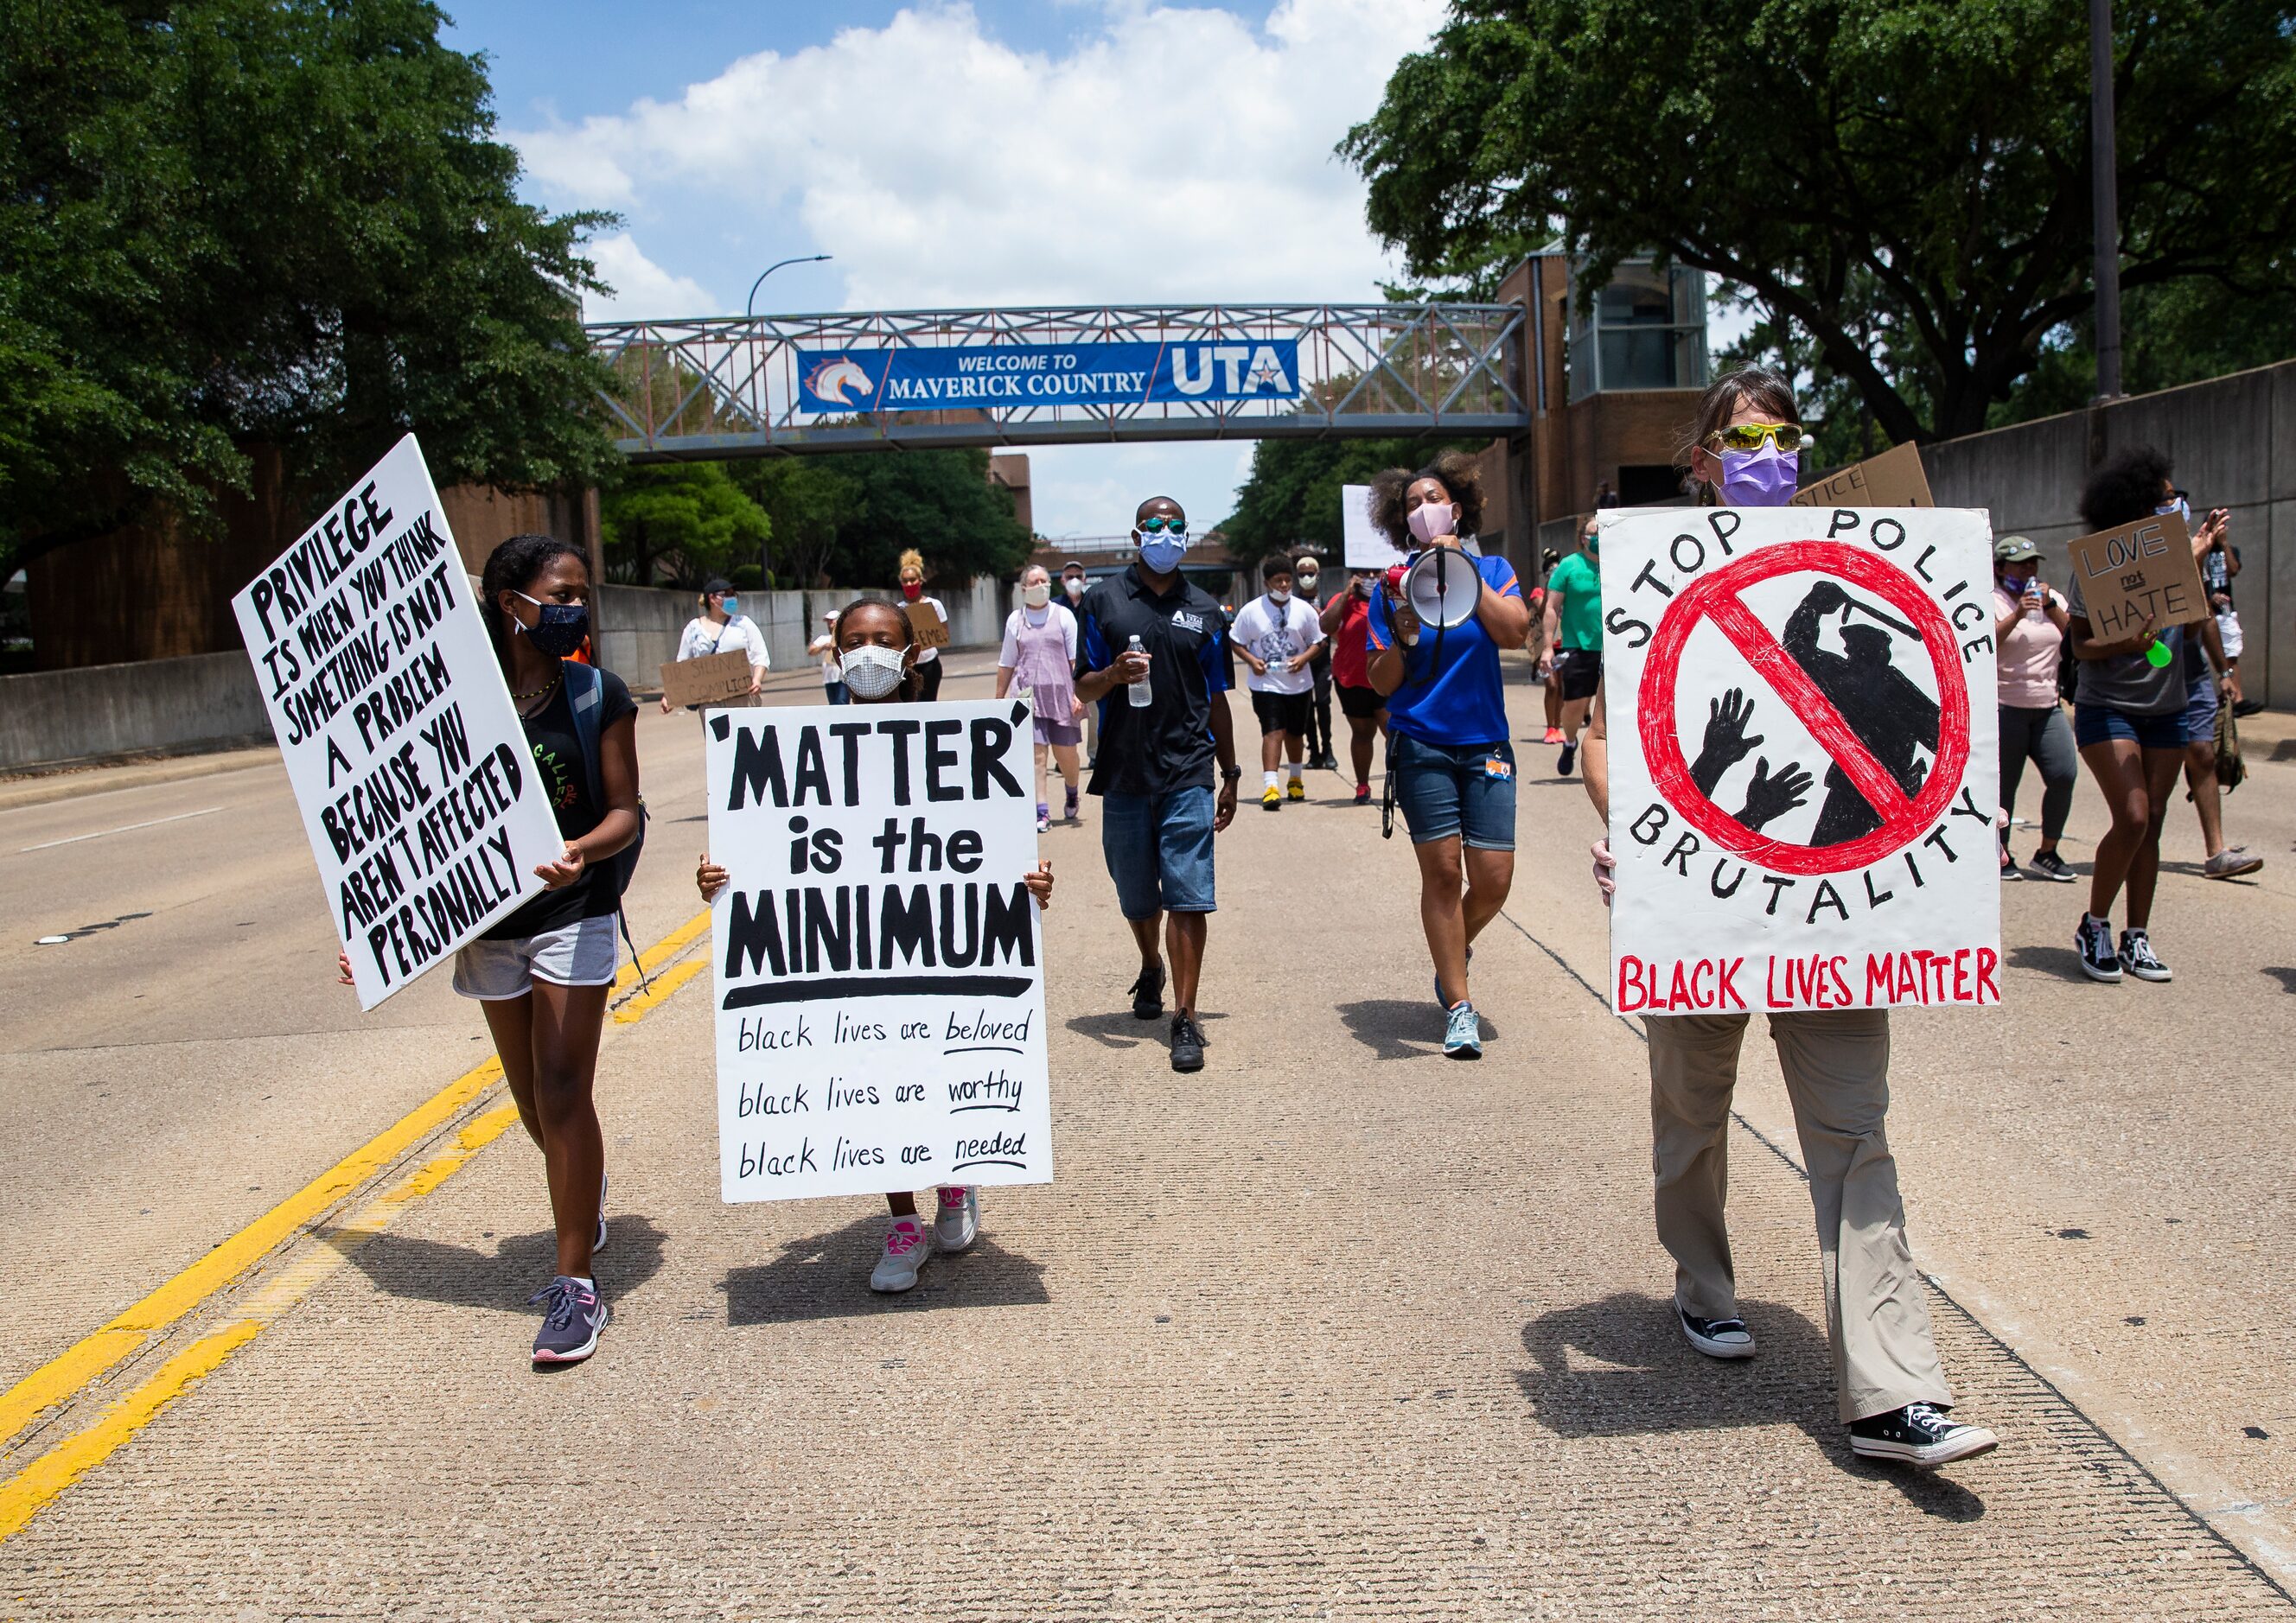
top-left (1062, 576), bottom-right (1085, 598)
top-left (839, 645), bottom-right (908, 699)
top-left (1296, 572), bottom-right (1319, 594)
top-left (1023, 582), bottom-right (1051, 608)
top-left (1269, 588), bottom-right (1292, 606)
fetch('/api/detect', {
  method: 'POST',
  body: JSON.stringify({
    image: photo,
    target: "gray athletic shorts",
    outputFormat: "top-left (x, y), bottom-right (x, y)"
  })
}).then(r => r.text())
top-left (451, 913), bottom-right (619, 1000)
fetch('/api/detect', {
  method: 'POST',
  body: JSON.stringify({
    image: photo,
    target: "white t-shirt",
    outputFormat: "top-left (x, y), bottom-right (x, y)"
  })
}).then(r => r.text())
top-left (1232, 594), bottom-right (1324, 695)
top-left (676, 614), bottom-right (769, 670)
top-left (906, 595), bottom-right (947, 664)
top-left (998, 603), bottom-right (1078, 668)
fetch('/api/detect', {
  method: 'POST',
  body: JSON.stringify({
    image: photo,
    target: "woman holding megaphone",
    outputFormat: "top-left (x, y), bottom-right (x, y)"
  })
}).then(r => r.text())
top-left (1363, 450), bottom-right (1532, 1059)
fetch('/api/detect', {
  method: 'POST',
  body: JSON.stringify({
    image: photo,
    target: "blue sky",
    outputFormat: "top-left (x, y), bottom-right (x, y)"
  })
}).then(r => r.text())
top-left (441, 0), bottom-right (1438, 535)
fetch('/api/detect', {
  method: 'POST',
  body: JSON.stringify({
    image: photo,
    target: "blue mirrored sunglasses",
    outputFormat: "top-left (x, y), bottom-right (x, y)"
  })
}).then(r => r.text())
top-left (1137, 516), bottom-right (1187, 536)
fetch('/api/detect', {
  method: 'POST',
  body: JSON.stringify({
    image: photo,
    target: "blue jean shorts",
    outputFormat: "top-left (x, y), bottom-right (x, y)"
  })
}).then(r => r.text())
top-left (1391, 733), bottom-right (1517, 850)
top-left (2181, 670), bottom-right (2219, 746)
top-left (1100, 786), bottom-right (1216, 919)
top-left (451, 913), bottom-right (619, 999)
top-left (2073, 701), bottom-right (2184, 751)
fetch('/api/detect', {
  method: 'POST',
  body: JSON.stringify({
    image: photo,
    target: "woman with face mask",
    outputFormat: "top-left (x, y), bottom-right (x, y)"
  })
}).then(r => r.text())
top-left (1579, 367), bottom-right (1997, 1468)
top-left (335, 532), bottom-right (642, 1366)
top-left (660, 576), bottom-right (769, 716)
top-left (896, 550), bottom-right (949, 702)
top-left (995, 565), bottom-right (1086, 831)
top-left (696, 598), bottom-right (1055, 1293)
top-left (1362, 449), bottom-right (1533, 1060)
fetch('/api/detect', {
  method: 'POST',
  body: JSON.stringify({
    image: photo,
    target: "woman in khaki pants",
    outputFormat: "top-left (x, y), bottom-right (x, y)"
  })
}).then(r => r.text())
top-left (1579, 366), bottom-right (1996, 1470)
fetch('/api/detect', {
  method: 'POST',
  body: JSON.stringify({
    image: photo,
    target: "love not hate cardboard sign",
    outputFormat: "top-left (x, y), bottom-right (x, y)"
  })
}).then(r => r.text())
top-left (2065, 508), bottom-right (2210, 637)
top-left (233, 436), bottom-right (564, 1009)
top-left (1599, 505), bottom-right (2001, 1015)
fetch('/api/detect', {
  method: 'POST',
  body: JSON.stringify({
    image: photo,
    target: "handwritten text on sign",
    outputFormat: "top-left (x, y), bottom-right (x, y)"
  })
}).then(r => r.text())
top-left (231, 435), bottom-right (563, 1009)
top-left (705, 700), bottom-right (1053, 1202)
top-left (1598, 506), bottom-right (2000, 1014)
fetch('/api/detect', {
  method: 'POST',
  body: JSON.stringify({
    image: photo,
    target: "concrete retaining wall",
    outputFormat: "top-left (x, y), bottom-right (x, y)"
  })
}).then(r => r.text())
top-left (0, 651), bottom-right (276, 770)
top-left (597, 577), bottom-right (1010, 691)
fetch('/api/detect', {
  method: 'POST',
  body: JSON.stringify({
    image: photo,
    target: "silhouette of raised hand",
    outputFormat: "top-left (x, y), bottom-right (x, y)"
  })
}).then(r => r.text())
top-left (1738, 757), bottom-right (1814, 831)
top-left (1690, 687), bottom-right (1764, 797)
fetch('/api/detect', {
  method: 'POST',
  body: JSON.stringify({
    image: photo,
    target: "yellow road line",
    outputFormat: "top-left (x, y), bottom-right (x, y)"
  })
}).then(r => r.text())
top-left (0, 907), bottom-right (711, 1450)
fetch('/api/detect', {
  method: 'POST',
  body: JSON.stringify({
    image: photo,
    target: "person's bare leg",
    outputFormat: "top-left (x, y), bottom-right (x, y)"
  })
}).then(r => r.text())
top-left (2126, 747), bottom-right (2184, 929)
top-left (526, 979), bottom-right (609, 1280)
top-left (1033, 741), bottom-right (1051, 807)
top-left (480, 994), bottom-right (545, 1149)
top-left (1166, 911), bottom-right (1208, 1015)
top-left (1260, 728), bottom-right (1281, 773)
top-left (1284, 730), bottom-right (1304, 769)
top-left (1543, 676), bottom-right (1562, 732)
top-left (1052, 742), bottom-right (1081, 790)
top-left (1561, 697), bottom-right (1592, 746)
top-left (887, 1192), bottom-right (918, 1217)
top-left (1461, 847), bottom-right (1516, 951)
top-left (1128, 913), bottom-right (1163, 976)
top-left (1349, 715), bottom-right (1377, 785)
top-left (2079, 739), bottom-right (2151, 920)
top-left (1416, 836), bottom-right (1470, 1006)
top-left (2184, 740), bottom-right (2225, 858)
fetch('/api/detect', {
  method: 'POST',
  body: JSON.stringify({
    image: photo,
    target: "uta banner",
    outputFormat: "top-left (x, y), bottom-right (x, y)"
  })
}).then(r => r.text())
top-left (797, 340), bottom-right (1301, 413)
top-left (1600, 505), bottom-right (2001, 1014)
top-left (705, 700), bottom-right (1054, 1202)
top-left (232, 436), bottom-right (564, 1009)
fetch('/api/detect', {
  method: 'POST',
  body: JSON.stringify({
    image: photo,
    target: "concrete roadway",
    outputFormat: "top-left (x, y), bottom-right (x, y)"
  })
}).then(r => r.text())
top-left (1, 655), bottom-right (2293, 1617)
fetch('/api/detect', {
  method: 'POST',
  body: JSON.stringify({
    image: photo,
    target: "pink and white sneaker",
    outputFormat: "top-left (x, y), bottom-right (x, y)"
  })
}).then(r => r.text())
top-left (934, 1186), bottom-right (979, 1253)
top-left (870, 1216), bottom-right (932, 1293)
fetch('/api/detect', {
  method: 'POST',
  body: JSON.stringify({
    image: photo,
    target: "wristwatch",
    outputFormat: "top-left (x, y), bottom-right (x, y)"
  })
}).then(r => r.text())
top-left (1221, 765), bottom-right (1244, 783)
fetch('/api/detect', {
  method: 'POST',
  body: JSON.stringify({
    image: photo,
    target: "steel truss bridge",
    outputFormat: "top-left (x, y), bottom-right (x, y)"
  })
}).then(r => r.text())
top-left (585, 302), bottom-right (1530, 461)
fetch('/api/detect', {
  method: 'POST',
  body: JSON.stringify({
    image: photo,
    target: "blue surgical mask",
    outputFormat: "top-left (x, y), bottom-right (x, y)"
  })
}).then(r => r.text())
top-left (513, 591), bottom-right (588, 658)
top-left (2156, 496), bottom-right (2191, 525)
top-left (1138, 534), bottom-right (1189, 574)
top-left (1719, 444), bottom-right (1799, 507)
top-left (719, 595), bottom-right (740, 616)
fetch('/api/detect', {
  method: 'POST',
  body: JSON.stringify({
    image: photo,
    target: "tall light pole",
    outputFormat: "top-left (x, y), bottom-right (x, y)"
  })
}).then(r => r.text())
top-left (2090, 0), bottom-right (2122, 401)
top-left (743, 254), bottom-right (832, 589)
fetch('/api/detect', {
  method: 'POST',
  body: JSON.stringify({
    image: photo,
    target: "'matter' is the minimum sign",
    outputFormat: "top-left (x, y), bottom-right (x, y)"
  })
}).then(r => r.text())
top-left (233, 436), bottom-right (563, 1009)
top-left (1601, 506), bottom-right (2001, 1014)
top-left (705, 701), bottom-right (1053, 1203)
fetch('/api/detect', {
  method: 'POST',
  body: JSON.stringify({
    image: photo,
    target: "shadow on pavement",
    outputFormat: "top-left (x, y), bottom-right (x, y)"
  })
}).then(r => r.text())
top-left (312, 1217), bottom-right (668, 1309)
top-left (2005, 943), bottom-right (2090, 983)
top-left (720, 1214), bottom-right (1048, 1326)
top-left (2262, 966), bottom-right (2296, 994)
top-left (1335, 998), bottom-right (1496, 1061)
top-left (1516, 1290), bottom-right (1985, 1519)
top-left (1064, 1008), bottom-right (1227, 1051)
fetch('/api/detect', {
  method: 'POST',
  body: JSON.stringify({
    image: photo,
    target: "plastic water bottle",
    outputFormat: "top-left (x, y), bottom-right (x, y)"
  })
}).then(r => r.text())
top-left (1126, 634), bottom-right (1152, 708)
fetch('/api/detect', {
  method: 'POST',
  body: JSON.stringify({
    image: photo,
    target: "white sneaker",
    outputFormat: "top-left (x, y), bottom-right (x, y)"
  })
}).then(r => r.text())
top-left (869, 1216), bottom-right (932, 1293)
top-left (934, 1186), bottom-right (979, 1253)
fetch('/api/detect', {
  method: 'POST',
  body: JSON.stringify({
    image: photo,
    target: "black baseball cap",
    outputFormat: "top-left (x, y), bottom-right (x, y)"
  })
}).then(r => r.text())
top-left (703, 577), bottom-right (734, 595)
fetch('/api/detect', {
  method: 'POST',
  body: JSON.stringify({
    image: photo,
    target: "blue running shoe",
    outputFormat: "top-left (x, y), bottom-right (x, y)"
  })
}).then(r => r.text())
top-left (1443, 1001), bottom-right (1483, 1060)
top-left (530, 1276), bottom-right (608, 1365)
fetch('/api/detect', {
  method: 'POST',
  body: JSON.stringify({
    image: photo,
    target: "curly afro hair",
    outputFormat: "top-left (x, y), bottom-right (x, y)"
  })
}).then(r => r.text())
top-left (2079, 446), bottom-right (2175, 531)
top-left (1366, 447), bottom-right (1484, 547)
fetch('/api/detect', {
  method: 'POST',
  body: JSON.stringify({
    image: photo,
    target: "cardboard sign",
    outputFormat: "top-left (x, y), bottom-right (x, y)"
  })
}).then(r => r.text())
top-left (2065, 509), bottom-right (2209, 636)
top-left (1599, 505), bottom-right (2000, 1014)
top-left (906, 595), bottom-right (951, 650)
top-left (1789, 440), bottom-right (1933, 510)
top-left (705, 699), bottom-right (1053, 1202)
top-left (660, 649), bottom-right (756, 709)
top-left (1342, 482), bottom-right (1407, 570)
top-left (233, 436), bottom-right (564, 1009)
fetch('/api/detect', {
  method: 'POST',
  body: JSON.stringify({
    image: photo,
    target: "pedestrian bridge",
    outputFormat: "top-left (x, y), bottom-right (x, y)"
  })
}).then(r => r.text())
top-left (586, 302), bottom-right (1529, 461)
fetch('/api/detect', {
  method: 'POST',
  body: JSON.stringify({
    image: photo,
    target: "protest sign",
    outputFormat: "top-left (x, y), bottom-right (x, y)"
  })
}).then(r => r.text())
top-left (705, 699), bottom-right (1053, 1202)
top-left (1788, 440), bottom-right (1934, 510)
top-left (660, 649), bottom-right (757, 710)
top-left (233, 436), bottom-right (564, 1010)
top-left (1599, 506), bottom-right (1999, 1014)
top-left (906, 595), bottom-right (952, 650)
top-left (1342, 483), bottom-right (1406, 570)
top-left (2065, 509), bottom-right (2209, 637)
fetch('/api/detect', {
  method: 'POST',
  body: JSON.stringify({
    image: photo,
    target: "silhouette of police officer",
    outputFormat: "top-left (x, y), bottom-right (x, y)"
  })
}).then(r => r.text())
top-left (1781, 581), bottom-right (1939, 845)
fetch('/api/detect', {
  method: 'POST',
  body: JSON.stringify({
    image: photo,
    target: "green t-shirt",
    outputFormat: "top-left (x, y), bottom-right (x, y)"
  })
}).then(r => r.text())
top-left (1547, 551), bottom-right (1603, 651)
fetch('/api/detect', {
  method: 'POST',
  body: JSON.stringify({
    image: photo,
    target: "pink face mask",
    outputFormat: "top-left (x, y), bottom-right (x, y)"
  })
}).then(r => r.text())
top-left (1719, 445), bottom-right (1799, 507)
top-left (1406, 500), bottom-right (1457, 544)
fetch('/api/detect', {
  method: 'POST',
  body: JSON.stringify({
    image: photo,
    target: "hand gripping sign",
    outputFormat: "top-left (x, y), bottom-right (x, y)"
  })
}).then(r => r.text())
top-left (233, 436), bottom-right (563, 1009)
top-left (1601, 506), bottom-right (2000, 1015)
top-left (705, 700), bottom-right (1054, 1202)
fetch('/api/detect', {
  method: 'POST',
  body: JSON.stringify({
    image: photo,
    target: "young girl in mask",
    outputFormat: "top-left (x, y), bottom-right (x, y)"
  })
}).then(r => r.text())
top-left (896, 550), bottom-right (949, 702)
top-left (337, 532), bottom-right (641, 1366)
top-left (1579, 367), bottom-right (1997, 1468)
top-left (995, 564), bottom-right (1086, 831)
top-left (696, 597), bottom-right (1056, 1293)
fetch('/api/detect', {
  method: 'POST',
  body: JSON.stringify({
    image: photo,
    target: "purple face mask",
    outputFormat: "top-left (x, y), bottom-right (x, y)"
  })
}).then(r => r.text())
top-left (1719, 444), bottom-right (1799, 507)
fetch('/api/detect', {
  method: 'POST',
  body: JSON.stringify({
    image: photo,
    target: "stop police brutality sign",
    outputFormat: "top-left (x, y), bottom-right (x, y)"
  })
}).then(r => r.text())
top-left (1601, 506), bottom-right (2001, 1015)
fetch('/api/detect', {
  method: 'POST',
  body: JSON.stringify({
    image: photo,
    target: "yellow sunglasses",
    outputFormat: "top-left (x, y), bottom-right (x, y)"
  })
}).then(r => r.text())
top-left (1703, 422), bottom-right (1812, 455)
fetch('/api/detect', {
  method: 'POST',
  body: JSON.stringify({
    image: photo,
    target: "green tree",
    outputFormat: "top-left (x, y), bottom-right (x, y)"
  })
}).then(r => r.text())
top-left (0, 0), bottom-right (621, 579)
top-left (602, 463), bottom-right (771, 586)
top-left (1342, 0), bottom-right (2296, 442)
top-left (725, 450), bottom-right (1031, 589)
top-left (1220, 436), bottom-right (1483, 571)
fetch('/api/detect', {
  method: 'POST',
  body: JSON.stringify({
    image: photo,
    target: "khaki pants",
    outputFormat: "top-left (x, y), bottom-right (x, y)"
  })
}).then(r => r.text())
top-left (1646, 1010), bottom-right (1951, 1423)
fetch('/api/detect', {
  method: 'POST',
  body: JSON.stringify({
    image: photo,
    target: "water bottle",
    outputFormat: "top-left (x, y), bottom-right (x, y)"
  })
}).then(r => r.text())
top-left (1126, 634), bottom-right (1152, 708)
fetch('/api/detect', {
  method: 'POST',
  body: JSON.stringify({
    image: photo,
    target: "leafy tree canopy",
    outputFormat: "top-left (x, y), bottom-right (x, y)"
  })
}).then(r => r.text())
top-left (1, 0), bottom-right (622, 577)
top-left (1220, 436), bottom-right (1483, 571)
top-left (1343, 0), bottom-right (2296, 443)
top-left (601, 463), bottom-right (770, 587)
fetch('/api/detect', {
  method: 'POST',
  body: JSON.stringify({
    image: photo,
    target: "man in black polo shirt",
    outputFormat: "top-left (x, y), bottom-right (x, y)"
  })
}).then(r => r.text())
top-left (1075, 496), bottom-right (1242, 1072)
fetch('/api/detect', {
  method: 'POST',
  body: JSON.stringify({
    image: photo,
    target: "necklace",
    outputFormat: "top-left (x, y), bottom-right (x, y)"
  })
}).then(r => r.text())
top-left (513, 668), bottom-right (561, 703)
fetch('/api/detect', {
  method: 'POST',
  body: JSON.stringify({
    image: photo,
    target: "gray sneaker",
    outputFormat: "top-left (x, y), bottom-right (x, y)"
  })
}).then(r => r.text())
top-left (593, 1172), bottom-right (608, 1255)
top-left (529, 1276), bottom-right (608, 1365)
top-left (2204, 848), bottom-right (2263, 880)
top-left (934, 1186), bottom-right (979, 1253)
top-left (870, 1216), bottom-right (932, 1293)
top-left (1443, 1001), bottom-right (1483, 1060)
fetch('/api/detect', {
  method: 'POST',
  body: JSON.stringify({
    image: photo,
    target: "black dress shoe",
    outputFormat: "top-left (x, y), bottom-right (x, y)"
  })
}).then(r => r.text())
top-left (1169, 1012), bottom-right (1206, 1072)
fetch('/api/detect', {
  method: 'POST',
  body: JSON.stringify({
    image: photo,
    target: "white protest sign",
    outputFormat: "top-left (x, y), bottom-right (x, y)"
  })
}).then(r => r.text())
top-left (1601, 506), bottom-right (2000, 1015)
top-left (1342, 482), bottom-right (1406, 570)
top-left (232, 435), bottom-right (564, 1010)
top-left (705, 698), bottom-right (1053, 1202)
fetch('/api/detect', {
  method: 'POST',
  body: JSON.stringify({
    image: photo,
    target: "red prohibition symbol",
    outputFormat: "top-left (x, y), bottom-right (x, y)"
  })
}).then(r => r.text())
top-left (1638, 540), bottom-right (1972, 879)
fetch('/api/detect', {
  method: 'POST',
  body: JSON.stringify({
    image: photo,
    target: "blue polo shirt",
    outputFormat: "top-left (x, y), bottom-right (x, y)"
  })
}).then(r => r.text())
top-left (1366, 552), bottom-right (1522, 747)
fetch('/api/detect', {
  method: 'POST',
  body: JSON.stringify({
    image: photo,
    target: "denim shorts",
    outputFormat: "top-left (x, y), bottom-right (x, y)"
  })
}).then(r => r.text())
top-left (1100, 786), bottom-right (1216, 918)
top-left (452, 913), bottom-right (619, 999)
top-left (1391, 733), bottom-right (1517, 850)
top-left (2072, 701), bottom-right (2185, 751)
top-left (2182, 669), bottom-right (2219, 746)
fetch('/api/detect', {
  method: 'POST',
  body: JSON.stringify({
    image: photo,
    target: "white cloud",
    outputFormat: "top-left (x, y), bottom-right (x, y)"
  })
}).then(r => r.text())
top-left (513, 0), bottom-right (1445, 310)
top-left (581, 232), bottom-right (718, 322)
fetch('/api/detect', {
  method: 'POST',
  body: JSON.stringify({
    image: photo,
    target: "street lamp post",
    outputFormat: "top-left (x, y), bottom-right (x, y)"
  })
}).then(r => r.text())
top-left (2089, 0), bottom-right (2122, 401)
top-left (744, 254), bottom-right (832, 589)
